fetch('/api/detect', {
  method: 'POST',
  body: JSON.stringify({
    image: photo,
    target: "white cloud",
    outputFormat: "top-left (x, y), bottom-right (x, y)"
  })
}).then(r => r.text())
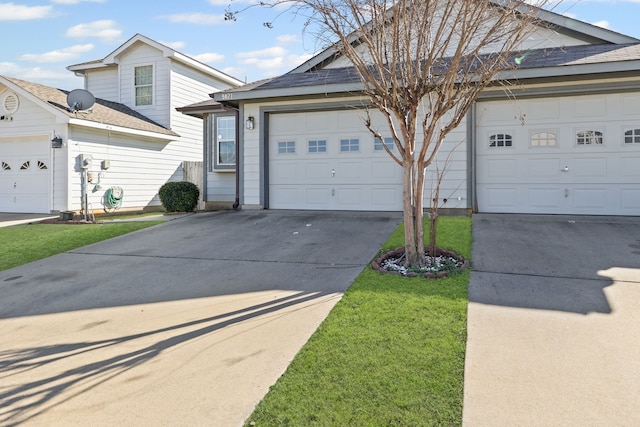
top-left (51, 0), bottom-right (106, 4)
top-left (236, 46), bottom-right (287, 59)
top-left (19, 44), bottom-right (94, 63)
top-left (160, 40), bottom-right (186, 50)
top-left (0, 2), bottom-right (53, 20)
top-left (0, 62), bottom-right (82, 89)
top-left (236, 46), bottom-right (311, 71)
top-left (158, 13), bottom-right (226, 25)
top-left (192, 52), bottom-right (225, 64)
top-left (64, 20), bottom-right (122, 42)
top-left (276, 34), bottom-right (302, 45)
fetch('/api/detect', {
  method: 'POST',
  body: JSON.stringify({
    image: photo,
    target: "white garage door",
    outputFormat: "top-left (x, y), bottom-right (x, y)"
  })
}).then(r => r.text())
top-left (476, 93), bottom-right (640, 215)
top-left (268, 110), bottom-right (404, 211)
top-left (0, 139), bottom-right (50, 213)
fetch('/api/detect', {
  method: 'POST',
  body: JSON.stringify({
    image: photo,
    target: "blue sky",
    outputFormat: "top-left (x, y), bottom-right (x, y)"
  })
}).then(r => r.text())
top-left (0, 0), bottom-right (638, 91)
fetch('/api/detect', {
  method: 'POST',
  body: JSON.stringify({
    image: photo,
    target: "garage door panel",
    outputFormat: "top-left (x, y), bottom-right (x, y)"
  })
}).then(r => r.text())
top-left (621, 157), bottom-right (640, 176)
top-left (572, 188), bottom-right (606, 209)
top-left (528, 188), bottom-right (563, 210)
top-left (336, 187), bottom-right (364, 208)
top-left (270, 187), bottom-right (298, 206)
top-left (485, 158), bottom-right (517, 178)
top-left (572, 158), bottom-right (607, 177)
top-left (528, 158), bottom-right (561, 178)
top-left (306, 188), bottom-right (331, 206)
top-left (477, 94), bottom-right (640, 215)
top-left (620, 189), bottom-right (640, 210)
top-left (484, 187), bottom-right (518, 210)
top-left (272, 162), bottom-right (298, 181)
top-left (306, 162), bottom-right (331, 180)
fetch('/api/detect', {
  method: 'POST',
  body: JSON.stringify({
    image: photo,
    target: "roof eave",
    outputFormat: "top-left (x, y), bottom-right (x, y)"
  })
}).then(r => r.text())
top-left (212, 82), bottom-right (364, 102)
top-left (502, 59), bottom-right (640, 81)
top-left (68, 118), bottom-right (179, 140)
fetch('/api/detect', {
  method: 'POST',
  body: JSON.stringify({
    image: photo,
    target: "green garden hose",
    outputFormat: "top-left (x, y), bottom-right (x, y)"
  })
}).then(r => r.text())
top-left (105, 186), bottom-right (123, 211)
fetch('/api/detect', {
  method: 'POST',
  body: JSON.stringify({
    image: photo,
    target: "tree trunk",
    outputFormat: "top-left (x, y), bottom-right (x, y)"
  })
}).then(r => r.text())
top-left (403, 157), bottom-right (418, 267)
top-left (403, 158), bottom-right (427, 268)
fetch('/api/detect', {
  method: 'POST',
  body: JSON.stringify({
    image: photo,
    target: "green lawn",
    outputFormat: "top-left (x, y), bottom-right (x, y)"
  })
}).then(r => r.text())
top-left (245, 216), bottom-right (471, 426)
top-left (0, 221), bottom-right (162, 271)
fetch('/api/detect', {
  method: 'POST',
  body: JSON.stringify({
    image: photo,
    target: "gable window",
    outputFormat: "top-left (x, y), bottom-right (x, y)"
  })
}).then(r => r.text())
top-left (340, 138), bottom-right (359, 152)
top-left (214, 115), bottom-right (236, 169)
top-left (374, 137), bottom-right (394, 151)
top-left (624, 129), bottom-right (640, 144)
top-left (308, 140), bottom-right (327, 153)
top-left (531, 132), bottom-right (557, 147)
top-left (278, 141), bottom-right (295, 154)
top-left (489, 134), bottom-right (512, 148)
top-left (134, 65), bottom-right (153, 106)
top-left (576, 130), bottom-right (603, 145)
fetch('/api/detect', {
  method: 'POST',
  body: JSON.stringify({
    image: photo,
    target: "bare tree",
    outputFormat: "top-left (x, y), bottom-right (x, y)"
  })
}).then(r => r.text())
top-left (227, 0), bottom-right (557, 268)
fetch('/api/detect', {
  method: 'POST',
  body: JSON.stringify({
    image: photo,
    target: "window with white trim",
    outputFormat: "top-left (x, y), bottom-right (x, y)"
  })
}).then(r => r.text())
top-left (308, 140), bottom-right (327, 153)
top-left (531, 132), bottom-right (557, 147)
top-left (624, 129), bottom-right (640, 144)
top-left (134, 65), bottom-right (153, 106)
top-left (278, 141), bottom-right (295, 154)
top-left (340, 138), bottom-right (359, 152)
top-left (1, 162), bottom-right (10, 170)
top-left (215, 116), bottom-right (236, 168)
top-left (489, 134), bottom-right (513, 148)
top-left (576, 130), bottom-right (603, 145)
top-left (374, 137), bottom-right (394, 151)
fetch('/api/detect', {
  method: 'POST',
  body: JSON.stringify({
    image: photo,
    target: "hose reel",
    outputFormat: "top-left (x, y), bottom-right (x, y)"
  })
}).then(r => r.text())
top-left (104, 186), bottom-right (123, 211)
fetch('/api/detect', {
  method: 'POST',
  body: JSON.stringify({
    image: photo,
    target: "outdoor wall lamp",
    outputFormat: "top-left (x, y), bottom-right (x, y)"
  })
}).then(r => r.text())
top-left (51, 135), bottom-right (63, 148)
top-left (245, 116), bottom-right (255, 130)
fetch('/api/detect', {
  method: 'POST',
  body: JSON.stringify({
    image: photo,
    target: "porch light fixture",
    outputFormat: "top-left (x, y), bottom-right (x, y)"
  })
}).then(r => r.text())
top-left (51, 135), bottom-right (63, 148)
top-left (245, 116), bottom-right (255, 130)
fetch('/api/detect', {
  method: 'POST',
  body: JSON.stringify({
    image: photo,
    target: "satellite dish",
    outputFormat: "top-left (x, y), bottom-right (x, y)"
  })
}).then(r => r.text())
top-left (67, 89), bottom-right (95, 112)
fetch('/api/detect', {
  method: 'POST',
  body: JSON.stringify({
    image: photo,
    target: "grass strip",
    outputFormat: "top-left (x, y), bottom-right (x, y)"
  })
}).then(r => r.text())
top-left (0, 222), bottom-right (162, 271)
top-left (246, 216), bottom-right (471, 426)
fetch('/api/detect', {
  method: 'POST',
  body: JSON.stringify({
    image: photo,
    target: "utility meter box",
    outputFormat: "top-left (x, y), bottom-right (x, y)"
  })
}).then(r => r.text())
top-left (80, 154), bottom-right (93, 169)
top-left (101, 159), bottom-right (110, 170)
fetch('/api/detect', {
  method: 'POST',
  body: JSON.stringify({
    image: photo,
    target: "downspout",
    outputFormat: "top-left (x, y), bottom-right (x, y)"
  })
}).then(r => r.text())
top-left (467, 103), bottom-right (477, 213)
top-left (233, 107), bottom-right (240, 210)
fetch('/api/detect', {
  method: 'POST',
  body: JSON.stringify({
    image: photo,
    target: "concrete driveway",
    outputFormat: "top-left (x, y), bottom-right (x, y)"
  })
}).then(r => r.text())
top-left (0, 210), bottom-right (401, 426)
top-left (464, 214), bottom-right (640, 426)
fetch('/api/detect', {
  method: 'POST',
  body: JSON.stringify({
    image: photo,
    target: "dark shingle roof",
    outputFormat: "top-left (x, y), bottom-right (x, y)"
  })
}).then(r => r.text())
top-left (3, 76), bottom-right (178, 137)
top-left (225, 43), bottom-right (640, 95)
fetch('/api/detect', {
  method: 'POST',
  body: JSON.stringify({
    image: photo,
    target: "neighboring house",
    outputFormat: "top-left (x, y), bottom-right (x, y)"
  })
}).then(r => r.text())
top-left (182, 7), bottom-right (640, 216)
top-left (0, 34), bottom-right (242, 214)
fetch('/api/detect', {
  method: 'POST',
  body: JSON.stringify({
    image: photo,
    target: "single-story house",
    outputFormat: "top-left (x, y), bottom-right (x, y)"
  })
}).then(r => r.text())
top-left (0, 34), bottom-right (242, 214)
top-left (181, 6), bottom-right (640, 216)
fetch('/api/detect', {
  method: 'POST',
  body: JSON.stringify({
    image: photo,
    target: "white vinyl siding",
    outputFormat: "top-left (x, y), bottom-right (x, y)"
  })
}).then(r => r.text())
top-left (85, 68), bottom-right (119, 101)
top-left (67, 127), bottom-right (186, 211)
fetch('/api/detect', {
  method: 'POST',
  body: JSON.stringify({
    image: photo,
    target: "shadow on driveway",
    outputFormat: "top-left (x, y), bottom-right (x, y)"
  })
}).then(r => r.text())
top-left (0, 210), bottom-right (402, 426)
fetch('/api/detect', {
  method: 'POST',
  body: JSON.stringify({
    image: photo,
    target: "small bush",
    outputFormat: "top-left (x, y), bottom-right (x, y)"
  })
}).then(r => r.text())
top-left (158, 181), bottom-right (200, 212)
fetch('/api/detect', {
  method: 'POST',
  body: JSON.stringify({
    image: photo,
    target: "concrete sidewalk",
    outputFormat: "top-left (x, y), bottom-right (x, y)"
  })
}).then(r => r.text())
top-left (463, 214), bottom-right (640, 426)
